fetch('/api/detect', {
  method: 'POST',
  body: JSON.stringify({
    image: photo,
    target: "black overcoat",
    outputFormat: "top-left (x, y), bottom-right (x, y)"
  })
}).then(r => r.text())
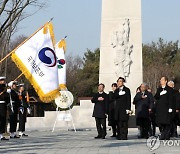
top-left (91, 92), bottom-right (108, 119)
top-left (114, 86), bottom-right (131, 121)
top-left (154, 85), bottom-right (173, 125)
top-left (133, 91), bottom-right (154, 119)
top-left (108, 91), bottom-right (116, 125)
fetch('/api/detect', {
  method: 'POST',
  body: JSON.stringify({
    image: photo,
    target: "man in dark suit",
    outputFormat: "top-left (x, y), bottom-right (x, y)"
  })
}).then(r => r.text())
top-left (0, 76), bottom-right (9, 140)
top-left (92, 83), bottom-right (108, 139)
top-left (154, 76), bottom-right (173, 140)
top-left (114, 77), bottom-right (131, 140)
top-left (133, 83), bottom-right (154, 139)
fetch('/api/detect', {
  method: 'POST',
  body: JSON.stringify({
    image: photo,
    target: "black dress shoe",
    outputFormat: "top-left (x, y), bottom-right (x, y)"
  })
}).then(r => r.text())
top-left (1, 137), bottom-right (9, 140)
top-left (10, 135), bottom-right (20, 138)
top-left (116, 136), bottom-right (121, 140)
top-left (22, 134), bottom-right (28, 137)
top-left (94, 136), bottom-right (101, 139)
top-left (110, 134), bottom-right (116, 137)
top-left (101, 136), bottom-right (105, 139)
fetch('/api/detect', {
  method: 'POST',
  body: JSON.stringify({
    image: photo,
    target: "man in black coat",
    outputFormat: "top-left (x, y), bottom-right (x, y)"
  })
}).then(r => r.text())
top-left (0, 77), bottom-right (9, 140)
top-left (108, 83), bottom-right (118, 137)
top-left (114, 77), bottom-right (131, 140)
top-left (7, 81), bottom-right (20, 138)
top-left (154, 76), bottom-right (173, 140)
top-left (133, 83), bottom-right (154, 139)
top-left (92, 83), bottom-right (108, 139)
top-left (167, 81), bottom-right (178, 137)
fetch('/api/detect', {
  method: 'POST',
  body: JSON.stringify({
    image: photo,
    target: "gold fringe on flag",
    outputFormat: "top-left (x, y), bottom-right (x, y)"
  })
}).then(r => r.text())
top-left (58, 39), bottom-right (66, 52)
top-left (11, 53), bottom-right (60, 102)
top-left (59, 84), bottom-right (67, 90)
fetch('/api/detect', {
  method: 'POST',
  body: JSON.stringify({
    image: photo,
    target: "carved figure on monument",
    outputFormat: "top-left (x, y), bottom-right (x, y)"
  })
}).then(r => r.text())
top-left (123, 18), bottom-right (130, 43)
top-left (111, 18), bottom-right (133, 78)
top-left (124, 43), bottom-right (133, 77)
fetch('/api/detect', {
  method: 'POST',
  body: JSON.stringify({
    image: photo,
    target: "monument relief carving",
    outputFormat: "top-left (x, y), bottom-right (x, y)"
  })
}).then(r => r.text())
top-left (111, 18), bottom-right (133, 78)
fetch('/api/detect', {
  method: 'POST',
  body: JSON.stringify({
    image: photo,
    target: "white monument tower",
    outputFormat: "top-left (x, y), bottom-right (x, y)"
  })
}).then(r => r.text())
top-left (99, 0), bottom-right (143, 103)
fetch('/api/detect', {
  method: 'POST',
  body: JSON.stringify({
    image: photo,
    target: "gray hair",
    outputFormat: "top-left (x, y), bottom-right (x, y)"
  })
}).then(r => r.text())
top-left (140, 83), bottom-right (147, 87)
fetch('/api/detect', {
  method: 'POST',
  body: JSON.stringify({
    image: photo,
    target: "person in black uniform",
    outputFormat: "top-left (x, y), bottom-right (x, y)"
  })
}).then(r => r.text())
top-left (154, 76), bottom-right (173, 140)
top-left (133, 83), bottom-right (154, 139)
top-left (0, 76), bottom-right (9, 140)
top-left (108, 83), bottom-right (118, 137)
top-left (18, 85), bottom-right (30, 137)
top-left (114, 77), bottom-right (131, 140)
top-left (7, 81), bottom-right (20, 138)
top-left (92, 83), bottom-right (108, 139)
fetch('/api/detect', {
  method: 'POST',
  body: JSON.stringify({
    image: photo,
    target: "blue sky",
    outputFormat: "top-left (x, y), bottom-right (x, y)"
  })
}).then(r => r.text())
top-left (16, 0), bottom-right (180, 56)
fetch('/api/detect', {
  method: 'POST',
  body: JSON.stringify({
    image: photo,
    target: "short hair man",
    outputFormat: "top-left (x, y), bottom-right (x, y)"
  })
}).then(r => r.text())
top-left (154, 76), bottom-right (173, 140)
top-left (91, 83), bottom-right (108, 139)
top-left (114, 77), bottom-right (131, 140)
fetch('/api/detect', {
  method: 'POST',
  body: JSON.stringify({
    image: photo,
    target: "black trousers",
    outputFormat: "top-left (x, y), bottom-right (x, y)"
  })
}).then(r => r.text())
top-left (159, 124), bottom-right (170, 140)
top-left (149, 120), bottom-right (156, 136)
top-left (9, 114), bottom-right (18, 133)
top-left (0, 114), bottom-right (6, 134)
top-left (18, 109), bottom-right (27, 132)
top-left (117, 120), bottom-right (128, 140)
top-left (170, 114), bottom-right (178, 137)
top-left (95, 117), bottom-right (106, 137)
top-left (137, 118), bottom-right (150, 138)
top-left (111, 123), bottom-right (117, 136)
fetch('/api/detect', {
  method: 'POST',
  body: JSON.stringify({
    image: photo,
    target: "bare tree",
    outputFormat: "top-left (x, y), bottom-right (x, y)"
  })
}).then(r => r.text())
top-left (0, 0), bottom-right (46, 73)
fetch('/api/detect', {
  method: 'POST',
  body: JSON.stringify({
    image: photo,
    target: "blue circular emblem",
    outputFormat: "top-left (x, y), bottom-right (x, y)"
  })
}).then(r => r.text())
top-left (38, 47), bottom-right (57, 67)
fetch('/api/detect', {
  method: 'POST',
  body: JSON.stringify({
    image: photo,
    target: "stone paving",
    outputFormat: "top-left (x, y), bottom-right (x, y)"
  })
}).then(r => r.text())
top-left (0, 128), bottom-right (180, 154)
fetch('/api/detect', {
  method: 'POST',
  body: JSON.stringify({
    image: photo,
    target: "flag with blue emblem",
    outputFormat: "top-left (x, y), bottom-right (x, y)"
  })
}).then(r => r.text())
top-left (55, 38), bottom-right (67, 90)
top-left (11, 22), bottom-right (59, 102)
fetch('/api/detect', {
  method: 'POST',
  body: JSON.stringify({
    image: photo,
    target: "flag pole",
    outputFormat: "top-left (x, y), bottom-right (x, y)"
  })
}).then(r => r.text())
top-left (0, 52), bottom-right (13, 64)
top-left (14, 71), bottom-right (25, 81)
top-left (0, 19), bottom-right (53, 64)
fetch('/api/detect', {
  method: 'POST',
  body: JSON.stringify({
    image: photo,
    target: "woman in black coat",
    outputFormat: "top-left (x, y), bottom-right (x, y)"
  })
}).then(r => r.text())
top-left (108, 83), bottom-right (117, 137)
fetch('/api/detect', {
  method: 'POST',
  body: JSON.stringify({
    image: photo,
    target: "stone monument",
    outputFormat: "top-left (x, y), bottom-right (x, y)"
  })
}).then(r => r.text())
top-left (99, 0), bottom-right (143, 106)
